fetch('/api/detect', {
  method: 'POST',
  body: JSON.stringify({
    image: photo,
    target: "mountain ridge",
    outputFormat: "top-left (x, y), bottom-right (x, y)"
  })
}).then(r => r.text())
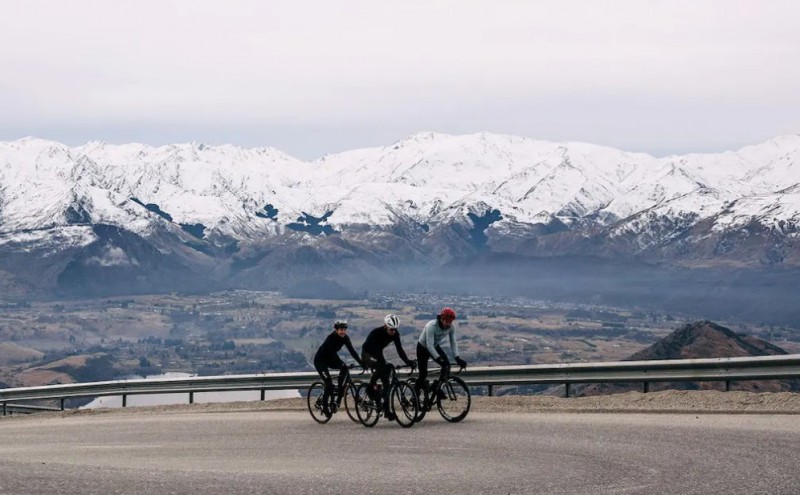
top-left (1, 133), bottom-right (799, 315)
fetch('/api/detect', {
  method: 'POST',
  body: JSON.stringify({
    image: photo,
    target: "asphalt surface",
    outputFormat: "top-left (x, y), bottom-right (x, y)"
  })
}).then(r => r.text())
top-left (0, 410), bottom-right (798, 494)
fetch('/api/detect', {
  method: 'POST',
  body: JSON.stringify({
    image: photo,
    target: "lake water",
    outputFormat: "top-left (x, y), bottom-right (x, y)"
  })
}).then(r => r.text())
top-left (81, 372), bottom-right (300, 409)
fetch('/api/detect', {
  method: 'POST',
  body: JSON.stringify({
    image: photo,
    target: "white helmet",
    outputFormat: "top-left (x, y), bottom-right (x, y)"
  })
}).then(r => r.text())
top-left (384, 314), bottom-right (400, 329)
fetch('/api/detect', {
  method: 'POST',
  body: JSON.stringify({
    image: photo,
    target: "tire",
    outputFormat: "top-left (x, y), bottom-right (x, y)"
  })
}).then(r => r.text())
top-left (415, 402), bottom-right (429, 423)
top-left (390, 382), bottom-right (418, 428)
top-left (436, 376), bottom-right (471, 423)
top-left (406, 378), bottom-right (428, 423)
top-left (355, 383), bottom-right (380, 427)
top-left (343, 380), bottom-right (361, 423)
top-left (307, 381), bottom-right (332, 424)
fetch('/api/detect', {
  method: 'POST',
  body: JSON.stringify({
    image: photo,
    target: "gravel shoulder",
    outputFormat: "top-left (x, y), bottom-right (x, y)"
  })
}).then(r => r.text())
top-left (9, 390), bottom-right (800, 420)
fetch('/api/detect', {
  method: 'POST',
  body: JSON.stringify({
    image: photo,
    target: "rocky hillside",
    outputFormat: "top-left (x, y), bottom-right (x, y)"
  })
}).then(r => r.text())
top-left (577, 321), bottom-right (799, 396)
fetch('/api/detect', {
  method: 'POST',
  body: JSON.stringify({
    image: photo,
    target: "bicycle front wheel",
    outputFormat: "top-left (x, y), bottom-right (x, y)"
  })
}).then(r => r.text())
top-left (343, 380), bottom-right (362, 423)
top-left (307, 381), bottom-right (332, 424)
top-left (405, 378), bottom-right (428, 423)
top-left (354, 383), bottom-right (380, 427)
top-left (437, 376), bottom-right (471, 423)
top-left (390, 382), bottom-right (418, 428)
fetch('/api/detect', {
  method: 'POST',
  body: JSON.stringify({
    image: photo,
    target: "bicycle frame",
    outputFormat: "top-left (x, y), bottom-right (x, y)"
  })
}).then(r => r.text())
top-left (411, 364), bottom-right (470, 423)
top-left (356, 363), bottom-right (418, 428)
top-left (419, 365), bottom-right (465, 408)
top-left (309, 364), bottom-right (364, 424)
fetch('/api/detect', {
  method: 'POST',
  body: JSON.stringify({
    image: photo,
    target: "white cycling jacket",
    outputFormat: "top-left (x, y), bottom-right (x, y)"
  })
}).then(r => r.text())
top-left (418, 319), bottom-right (459, 359)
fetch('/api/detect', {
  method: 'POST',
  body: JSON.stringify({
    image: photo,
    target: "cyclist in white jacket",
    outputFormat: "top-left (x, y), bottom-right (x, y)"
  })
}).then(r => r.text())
top-left (415, 307), bottom-right (467, 396)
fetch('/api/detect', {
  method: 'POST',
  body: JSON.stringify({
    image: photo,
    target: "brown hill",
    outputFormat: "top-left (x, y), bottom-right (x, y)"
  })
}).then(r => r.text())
top-left (627, 320), bottom-right (788, 360)
top-left (577, 320), bottom-right (799, 396)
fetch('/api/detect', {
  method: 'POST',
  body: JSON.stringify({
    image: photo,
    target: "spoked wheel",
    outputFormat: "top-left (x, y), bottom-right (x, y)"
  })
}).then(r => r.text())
top-left (307, 381), bottom-right (333, 424)
top-left (406, 378), bottom-right (429, 423)
top-left (436, 376), bottom-right (471, 423)
top-left (355, 383), bottom-right (380, 427)
top-left (390, 382), bottom-right (418, 428)
top-left (343, 380), bottom-right (362, 423)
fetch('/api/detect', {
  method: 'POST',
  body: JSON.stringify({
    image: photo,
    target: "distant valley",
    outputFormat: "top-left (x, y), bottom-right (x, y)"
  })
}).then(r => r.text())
top-left (1, 291), bottom-right (798, 400)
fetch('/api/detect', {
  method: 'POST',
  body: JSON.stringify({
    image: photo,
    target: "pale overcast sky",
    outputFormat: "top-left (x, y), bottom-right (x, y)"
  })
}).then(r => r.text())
top-left (1, 0), bottom-right (798, 159)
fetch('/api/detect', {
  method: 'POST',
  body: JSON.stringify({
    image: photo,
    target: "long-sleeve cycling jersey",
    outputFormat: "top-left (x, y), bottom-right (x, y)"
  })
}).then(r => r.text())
top-left (361, 326), bottom-right (411, 363)
top-left (314, 331), bottom-right (362, 366)
top-left (418, 319), bottom-right (459, 359)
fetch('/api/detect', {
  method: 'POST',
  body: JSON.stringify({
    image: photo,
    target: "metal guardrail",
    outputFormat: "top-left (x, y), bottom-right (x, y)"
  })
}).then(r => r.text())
top-left (0, 403), bottom-right (62, 415)
top-left (0, 371), bottom-right (321, 414)
top-left (2, 354), bottom-right (800, 415)
top-left (459, 354), bottom-right (800, 396)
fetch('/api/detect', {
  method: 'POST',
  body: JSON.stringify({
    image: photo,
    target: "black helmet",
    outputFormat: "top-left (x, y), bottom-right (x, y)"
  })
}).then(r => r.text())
top-left (334, 320), bottom-right (348, 329)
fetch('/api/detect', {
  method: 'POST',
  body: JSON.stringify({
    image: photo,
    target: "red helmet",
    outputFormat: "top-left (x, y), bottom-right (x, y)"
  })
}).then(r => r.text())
top-left (439, 307), bottom-right (457, 320)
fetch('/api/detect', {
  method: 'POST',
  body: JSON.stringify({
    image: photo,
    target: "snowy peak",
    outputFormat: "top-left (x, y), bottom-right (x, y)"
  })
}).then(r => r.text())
top-left (1, 133), bottom-right (800, 269)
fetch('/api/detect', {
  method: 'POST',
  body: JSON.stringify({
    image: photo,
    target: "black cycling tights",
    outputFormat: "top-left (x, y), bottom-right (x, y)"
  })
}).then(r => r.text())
top-left (361, 352), bottom-right (390, 394)
top-left (415, 343), bottom-right (447, 395)
top-left (416, 343), bottom-right (433, 386)
top-left (314, 357), bottom-right (349, 397)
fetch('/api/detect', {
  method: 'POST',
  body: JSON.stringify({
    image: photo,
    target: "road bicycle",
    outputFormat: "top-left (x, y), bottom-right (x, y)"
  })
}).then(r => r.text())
top-left (408, 364), bottom-right (470, 423)
top-left (355, 363), bottom-right (418, 428)
top-left (307, 364), bottom-right (364, 424)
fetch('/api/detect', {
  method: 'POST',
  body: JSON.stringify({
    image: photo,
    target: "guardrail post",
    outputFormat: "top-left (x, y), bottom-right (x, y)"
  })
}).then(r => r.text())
top-left (725, 380), bottom-right (731, 392)
top-left (488, 384), bottom-right (494, 397)
top-left (260, 389), bottom-right (266, 401)
top-left (60, 398), bottom-right (65, 411)
top-left (2, 402), bottom-right (6, 416)
top-left (189, 392), bottom-right (194, 404)
top-left (643, 382), bottom-right (650, 393)
top-left (564, 383), bottom-right (571, 398)
top-left (122, 394), bottom-right (127, 408)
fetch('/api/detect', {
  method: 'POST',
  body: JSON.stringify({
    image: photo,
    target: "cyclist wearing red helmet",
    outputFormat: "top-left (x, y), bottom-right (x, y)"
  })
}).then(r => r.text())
top-left (415, 307), bottom-right (467, 395)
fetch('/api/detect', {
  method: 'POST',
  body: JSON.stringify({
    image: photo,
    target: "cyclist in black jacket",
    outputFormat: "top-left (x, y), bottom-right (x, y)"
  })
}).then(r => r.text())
top-left (313, 320), bottom-right (363, 416)
top-left (361, 314), bottom-right (415, 419)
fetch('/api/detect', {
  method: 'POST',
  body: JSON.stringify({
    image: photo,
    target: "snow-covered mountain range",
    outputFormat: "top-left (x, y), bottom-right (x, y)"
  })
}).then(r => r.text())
top-left (1, 132), bottom-right (799, 300)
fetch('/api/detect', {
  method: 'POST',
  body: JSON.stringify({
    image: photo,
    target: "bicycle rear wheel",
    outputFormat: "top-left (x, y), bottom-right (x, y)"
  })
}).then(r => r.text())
top-left (436, 376), bottom-right (471, 423)
top-left (307, 381), bottom-right (332, 424)
top-left (405, 378), bottom-right (428, 423)
top-left (343, 380), bottom-right (362, 423)
top-left (354, 383), bottom-right (380, 427)
top-left (390, 382), bottom-right (418, 428)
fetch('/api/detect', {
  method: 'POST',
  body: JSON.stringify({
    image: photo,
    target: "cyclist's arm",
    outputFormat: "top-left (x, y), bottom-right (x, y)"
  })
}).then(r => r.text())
top-left (344, 335), bottom-right (363, 367)
top-left (449, 324), bottom-right (459, 358)
top-left (424, 321), bottom-right (439, 356)
top-left (392, 332), bottom-right (411, 364)
top-left (433, 344), bottom-right (449, 363)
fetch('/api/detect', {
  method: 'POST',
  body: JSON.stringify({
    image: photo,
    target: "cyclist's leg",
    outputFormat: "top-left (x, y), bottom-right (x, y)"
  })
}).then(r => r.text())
top-left (436, 362), bottom-right (450, 399)
top-left (415, 342), bottom-right (431, 397)
top-left (375, 356), bottom-right (392, 414)
top-left (313, 359), bottom-right (334, 414)
top-left (361, 352), bottom-right (380, 400)
top-left (332, 356), bottom-right (348, 406)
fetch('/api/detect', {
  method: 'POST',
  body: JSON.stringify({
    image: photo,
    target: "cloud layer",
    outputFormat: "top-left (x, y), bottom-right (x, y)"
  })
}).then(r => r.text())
top-left (1, 0), bottom-right (798, 158)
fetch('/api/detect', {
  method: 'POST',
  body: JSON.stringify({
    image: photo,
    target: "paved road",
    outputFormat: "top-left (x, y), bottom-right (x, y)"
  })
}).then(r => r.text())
top-left (0, 410), bottom-right (798, 494)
